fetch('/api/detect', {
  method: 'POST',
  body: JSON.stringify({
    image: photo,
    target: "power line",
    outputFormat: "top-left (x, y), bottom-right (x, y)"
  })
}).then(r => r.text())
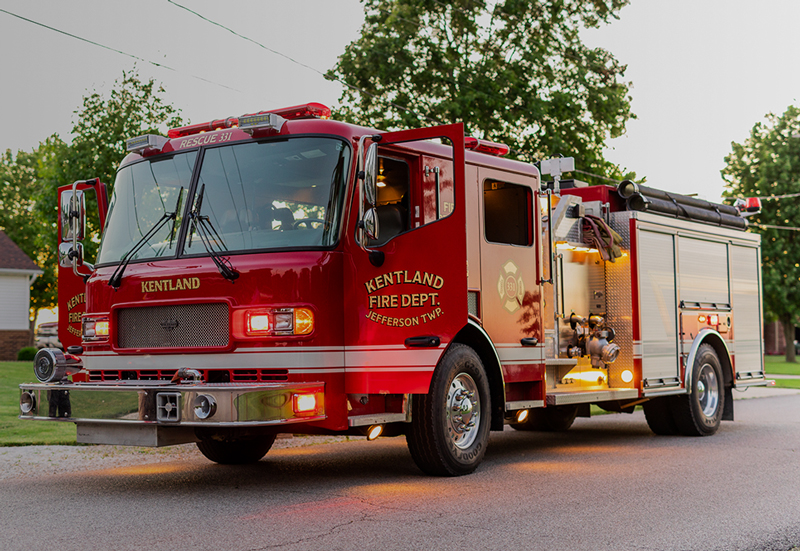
top-left (166, 1), bottom-right (625, 182)
top-left (0, 7), bottom-right (241, 92)
top-left (752, 192), bottom-right (800, 200)
top-left (165, 0), bottom-right (440, 125)
top-left (751, 223), bottom-right (800, 232)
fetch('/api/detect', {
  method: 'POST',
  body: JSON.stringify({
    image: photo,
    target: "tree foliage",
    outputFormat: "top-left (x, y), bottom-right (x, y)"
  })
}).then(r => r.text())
top-left (722, 105), bottom-right (800, 361)
top-left (0, 68), bottom-right (184, 327)
top-left (330, 0), bottom-right (635, 183)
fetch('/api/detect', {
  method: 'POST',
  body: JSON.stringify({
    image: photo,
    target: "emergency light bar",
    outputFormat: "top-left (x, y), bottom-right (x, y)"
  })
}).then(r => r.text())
top-left (239, 112), bottom-right (286, 135)
top-left (167, 117), bottom-right (238, 139)
top-left (166, 103), bottom-right (331, 140)
top-left (126, 134), bottom-right (169, 153)
top-left (464, 136), bottom-right (510, 157)
top-left (269, 102), bottom-right (331, 120)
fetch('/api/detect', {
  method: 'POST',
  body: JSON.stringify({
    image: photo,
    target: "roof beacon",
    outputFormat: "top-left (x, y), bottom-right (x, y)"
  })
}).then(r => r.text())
top-left (126, 134), bottom-right (169, 154)
top-left (464, 136), bottom-right (510, 157)
top-left (239, 113), bottom-right (287, 135)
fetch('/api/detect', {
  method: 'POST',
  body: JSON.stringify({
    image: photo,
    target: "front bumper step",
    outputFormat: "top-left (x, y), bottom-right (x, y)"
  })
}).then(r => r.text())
top-left (19, 381), bottom-right (326, 431)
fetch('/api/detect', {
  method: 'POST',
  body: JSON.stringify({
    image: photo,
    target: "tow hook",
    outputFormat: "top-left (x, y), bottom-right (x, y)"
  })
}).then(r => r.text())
top-left (171, 368), bottom-right (204, 384)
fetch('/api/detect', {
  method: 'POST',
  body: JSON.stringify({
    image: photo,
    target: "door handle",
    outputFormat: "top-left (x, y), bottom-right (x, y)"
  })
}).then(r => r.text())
top-left (405, 336), bottom-right (441, 348)
top-left (520, 337), bottom-right (538, 346)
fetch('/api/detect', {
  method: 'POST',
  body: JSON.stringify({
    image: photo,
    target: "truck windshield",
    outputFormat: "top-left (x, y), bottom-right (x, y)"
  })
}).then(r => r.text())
top-left (97, 151), bottom-right (197, 264)
top-left (97, 137), bottom-right (350, 265)
top-left (184, 137), bottom-right (350, 255)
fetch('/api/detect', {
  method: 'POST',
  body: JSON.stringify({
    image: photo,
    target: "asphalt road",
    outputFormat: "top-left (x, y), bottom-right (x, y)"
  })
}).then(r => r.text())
top-left (1, 394), bottom-right (799, 551)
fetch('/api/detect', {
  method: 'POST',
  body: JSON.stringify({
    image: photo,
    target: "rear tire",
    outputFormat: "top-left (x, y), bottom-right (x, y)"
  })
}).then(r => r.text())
top-left (510, 405), bottom-right (579, 432)
top-left (406, 344), bottom-right (491, 476)
top-left (196, 434), bottom-right (276, 465)
top-left (672, 344), bottom-right (724, 436)
top-left (642, 397), bottom-right (679, 435)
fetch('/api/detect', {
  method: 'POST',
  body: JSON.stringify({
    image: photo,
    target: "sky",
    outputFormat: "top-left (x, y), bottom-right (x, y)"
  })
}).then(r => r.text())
top-left (2, 0), bottom-right (800, 207)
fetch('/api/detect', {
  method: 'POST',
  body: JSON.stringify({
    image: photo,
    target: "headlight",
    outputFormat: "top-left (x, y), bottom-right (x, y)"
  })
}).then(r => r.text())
top-left (82, 316), bottom-right (110, 342)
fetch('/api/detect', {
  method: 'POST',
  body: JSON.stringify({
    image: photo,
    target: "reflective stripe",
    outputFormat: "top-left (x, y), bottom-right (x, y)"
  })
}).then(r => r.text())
top-left (83, 350), bottom-right (344, 371)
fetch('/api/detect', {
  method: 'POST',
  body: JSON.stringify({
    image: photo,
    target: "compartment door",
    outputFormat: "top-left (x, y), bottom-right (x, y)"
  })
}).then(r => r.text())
top-left (636, 228), bottom-right (680, 388)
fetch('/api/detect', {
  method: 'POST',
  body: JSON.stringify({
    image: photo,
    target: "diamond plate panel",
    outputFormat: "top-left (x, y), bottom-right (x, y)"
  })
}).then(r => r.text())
top-left (117, 303), bottom-right (229, 349)
top-left (606, 212), bottom-right (635, 388)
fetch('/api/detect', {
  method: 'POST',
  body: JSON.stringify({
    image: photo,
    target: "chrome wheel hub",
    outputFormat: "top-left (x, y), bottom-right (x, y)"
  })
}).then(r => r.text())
top-left (697, 363), bottom-right (719, 418)
top-left (447, 373), bottom-right (481, 449)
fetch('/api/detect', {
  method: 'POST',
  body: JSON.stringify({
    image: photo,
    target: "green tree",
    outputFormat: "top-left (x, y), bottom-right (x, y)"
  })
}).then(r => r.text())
top-left (329, 0), bottom-right (635, 183)
top-left (1, 68), bottom-right (184, 335)
top-left (722, 105), bottom-right (800, 362)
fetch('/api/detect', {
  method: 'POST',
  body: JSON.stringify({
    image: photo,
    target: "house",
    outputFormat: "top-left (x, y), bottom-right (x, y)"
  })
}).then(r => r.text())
top-left (0, 231), bottom-right (42, 360)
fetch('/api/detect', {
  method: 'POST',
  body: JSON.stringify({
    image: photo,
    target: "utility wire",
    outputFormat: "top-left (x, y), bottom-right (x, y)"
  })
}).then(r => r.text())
top-left (752, 192), bottom-right (800, 200)
top-left (165, 0), bottom-right (440, 125)
top-left (166, 0), bottom-right (627, 182)
top-left (0, 8), bottom-right (241, 92)
top-left (751, 223), bottom-right (800, 232)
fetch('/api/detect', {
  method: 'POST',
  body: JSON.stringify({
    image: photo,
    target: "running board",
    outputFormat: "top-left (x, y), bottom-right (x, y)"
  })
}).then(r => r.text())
top-left (546, 388), bottom-right (639, 406)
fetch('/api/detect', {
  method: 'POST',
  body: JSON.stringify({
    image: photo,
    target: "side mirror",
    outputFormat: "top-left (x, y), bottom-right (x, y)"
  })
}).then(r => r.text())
top-left (58, 242), bottom-right (84, 268)
top-left (60, 190), bottom-right (85, 242)
top-left (363, 143), bottom-right (378, 207)
top-left (362, 208), bottom-right (379, 242)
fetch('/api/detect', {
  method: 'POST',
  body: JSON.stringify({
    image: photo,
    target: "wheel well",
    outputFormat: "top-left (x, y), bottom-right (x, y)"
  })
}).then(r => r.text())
top-left (452, 323), bottom-right (505, 431)
top-left (694, 333), bottom-right (735, 421)
top-left (696, 334), bottom-right (734, 389)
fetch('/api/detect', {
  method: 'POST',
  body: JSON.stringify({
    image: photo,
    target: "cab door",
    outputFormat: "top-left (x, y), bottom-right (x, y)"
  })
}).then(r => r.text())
top-left (344, 124), bottom-right (467, 395)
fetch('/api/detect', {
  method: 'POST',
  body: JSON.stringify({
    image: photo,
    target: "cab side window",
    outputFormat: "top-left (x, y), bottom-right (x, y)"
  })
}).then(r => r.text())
top-left (370, 156), bottom-right (410, 246)
top-left (483, 180), bottom-right (532, 246)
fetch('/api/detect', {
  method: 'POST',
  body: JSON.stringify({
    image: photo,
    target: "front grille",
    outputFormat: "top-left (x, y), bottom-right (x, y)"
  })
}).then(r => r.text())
top-left (230, 369), bottom-right (289, 382)
top-left (117, 303), bottom-right (229, 349)
top-left (88, 368), bottom-right (289, 383)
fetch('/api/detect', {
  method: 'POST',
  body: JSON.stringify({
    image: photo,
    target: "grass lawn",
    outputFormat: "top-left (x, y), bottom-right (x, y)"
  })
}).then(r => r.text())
top-left (764, 355), bottom-right (800, 376)
top-left (773, 378), bottom-right (800, 390)
top-left (0, 361), bottom-right (76, 446)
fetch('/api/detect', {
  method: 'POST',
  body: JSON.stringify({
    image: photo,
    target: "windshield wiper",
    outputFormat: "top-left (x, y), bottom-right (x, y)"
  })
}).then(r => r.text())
top-left (108, 210), bottom-right (176, 290)
top-left (188, 184), bottom-right (239, 282)
top-left (168, 187), bottom-right (184, 248)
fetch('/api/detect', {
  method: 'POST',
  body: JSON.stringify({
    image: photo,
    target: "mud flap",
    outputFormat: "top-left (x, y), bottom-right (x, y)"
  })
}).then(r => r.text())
top-left (722, 387), bottom-right (734, 421)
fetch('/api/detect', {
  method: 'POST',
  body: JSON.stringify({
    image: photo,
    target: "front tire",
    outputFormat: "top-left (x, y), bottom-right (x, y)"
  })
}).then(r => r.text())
top-left (406, 344), bottom-right (491, 476)
top-left (196, 434), bottom-right (276, 465)
top-left (672, 344), bottom-right (724, 436)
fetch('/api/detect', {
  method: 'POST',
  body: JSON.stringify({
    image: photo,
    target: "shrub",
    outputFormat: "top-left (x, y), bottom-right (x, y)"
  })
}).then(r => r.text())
top-left (17, 347), bottom-right (37, 362)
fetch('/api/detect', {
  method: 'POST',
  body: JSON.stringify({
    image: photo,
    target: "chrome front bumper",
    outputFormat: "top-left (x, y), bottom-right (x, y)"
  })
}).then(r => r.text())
top-left (19, 380), bottom-right (326, 446)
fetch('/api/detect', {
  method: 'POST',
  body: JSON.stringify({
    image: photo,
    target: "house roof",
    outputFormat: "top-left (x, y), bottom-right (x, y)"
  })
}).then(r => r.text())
top-left (0, 230), bottom-right (41, 273)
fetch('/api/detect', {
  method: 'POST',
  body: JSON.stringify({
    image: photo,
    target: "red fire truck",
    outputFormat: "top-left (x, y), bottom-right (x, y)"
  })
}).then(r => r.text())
top-left (19, 103), bottom-right (766, 476)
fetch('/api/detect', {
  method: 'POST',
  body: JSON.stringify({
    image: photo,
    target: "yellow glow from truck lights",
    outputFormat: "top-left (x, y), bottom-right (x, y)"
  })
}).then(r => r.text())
top-left (515, 410), bottom-right (529, 423)
top-left (367, 425), bottom-right (383, 440)
top-left (95, 321), bottom-right (109, 336)
top-left (248, 313), bottom-right (271, 333)
top-left (294, 394), bottom-right (316, 413)
top-left (621, 370), bottom-right (634, 383)
top-left (294, 308), bottom-right (314, 335)
top-left (698, 315), bottom-right (707, 323)
top-left (564, 371), bottom-right (607, 383)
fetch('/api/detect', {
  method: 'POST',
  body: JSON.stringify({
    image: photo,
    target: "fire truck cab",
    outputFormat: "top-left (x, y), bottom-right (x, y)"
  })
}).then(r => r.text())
top-left (20, 104), bottom-right (765, 476)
